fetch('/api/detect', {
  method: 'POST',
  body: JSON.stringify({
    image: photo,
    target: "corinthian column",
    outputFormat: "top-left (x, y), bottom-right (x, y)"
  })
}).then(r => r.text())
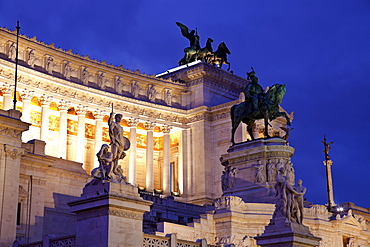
top-left (75, 104), bottom-right (88, 165)
top-left (20, 89), bottom-right (34, 142)
top-left (1, 83), bottom-right (13, 110)
top-left (20, 89), bottom-right (33, 123)
top-left (128, 117), bottom-right (139, 185)
top-left (145, 121), bottom-right (156, 191)
top-left (93, 109), bottom-right (105, 167)
top-left (161, 125), bottom-right (172, 194)
top-left (39, 94), bottom-right (53, 142)
top-left (58, 99), bottom-right (70, 159)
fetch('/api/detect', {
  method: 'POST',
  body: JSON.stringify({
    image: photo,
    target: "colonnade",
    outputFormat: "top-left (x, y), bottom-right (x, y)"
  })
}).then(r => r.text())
top-left (0, 85), bottom-right (183, 195)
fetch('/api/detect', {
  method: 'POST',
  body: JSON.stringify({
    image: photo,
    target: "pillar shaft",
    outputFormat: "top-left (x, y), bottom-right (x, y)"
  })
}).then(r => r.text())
top-left (162, 125), bottom-right (172, 194)
top-left (129, 127), bottom-right (137, 185)
top-left (3, 93), bottom-right (12, 110)
top-left (93, 110), bottom-right (104, 168)
top-left (75, 105), bottom-right (87, 165)
top-left (145, 121), bottom-right (155, 191)
top-left (58, 110), bottom-right (68, 159)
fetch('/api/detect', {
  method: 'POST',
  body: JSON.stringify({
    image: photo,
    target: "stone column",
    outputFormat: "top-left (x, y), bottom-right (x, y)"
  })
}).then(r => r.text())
top-left (57, 99), bottom-right (70, 159)
top-left (1, 83), bottom-right (13, 110)
top-left (20, 89), bottom-right (33, 123)
top-left (75, 104), bottom-right (88, 165)
top-left (20, 89), bottom-right (34, 143)
top-left (0, 110), bottom-right (29, 246)
top-left (39, 94), bottom-right (53, 142)
top-left (128, 118), bottom-right (139, 185)
top-left (69, 182), bottom-right (152, 247)
top-left (144, 121), bottom-right (155, 191)
top-left (161, 125), bottom-right (172, 194)
top-left (93, 109), bottom-right (105, 168)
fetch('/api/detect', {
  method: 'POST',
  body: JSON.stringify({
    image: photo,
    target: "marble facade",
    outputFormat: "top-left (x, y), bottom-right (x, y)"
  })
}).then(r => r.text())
top-left (0, 26), bottom-right (369, 246)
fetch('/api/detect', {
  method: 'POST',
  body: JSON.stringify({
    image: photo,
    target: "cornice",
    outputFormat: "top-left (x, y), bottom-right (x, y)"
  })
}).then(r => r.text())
top-left (0, 27), bottom-right (180, 86)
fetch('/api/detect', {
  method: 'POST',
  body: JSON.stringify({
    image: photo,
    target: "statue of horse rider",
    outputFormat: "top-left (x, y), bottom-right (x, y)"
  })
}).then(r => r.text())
top-left (245, 67), bottom-right (264, 114)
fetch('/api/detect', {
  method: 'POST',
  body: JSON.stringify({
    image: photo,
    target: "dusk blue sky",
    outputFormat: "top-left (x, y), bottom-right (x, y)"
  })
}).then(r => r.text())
top-left (0, 1), bottom-right (369, 207)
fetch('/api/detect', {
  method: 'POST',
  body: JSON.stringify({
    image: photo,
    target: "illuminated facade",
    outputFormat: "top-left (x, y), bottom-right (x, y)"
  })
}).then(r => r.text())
top-left (0, 27), bottom-right (369, 246)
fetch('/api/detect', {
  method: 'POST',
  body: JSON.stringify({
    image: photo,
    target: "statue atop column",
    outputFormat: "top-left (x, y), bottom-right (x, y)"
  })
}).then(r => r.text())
top-left (88, 105), bottom-right (131, 185)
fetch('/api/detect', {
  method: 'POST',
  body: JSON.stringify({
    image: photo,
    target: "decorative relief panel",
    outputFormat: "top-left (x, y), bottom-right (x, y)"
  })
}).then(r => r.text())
top-left (30, 111), bottom-right (41, 127)
top-left (67, 119), bottom-right (77, 135)
top-left (49, 115), bottom-right (60, 131)
top-left (85, 123), bottom-right (95, 139)
top-left (0, 126), bottom-right (23, 138)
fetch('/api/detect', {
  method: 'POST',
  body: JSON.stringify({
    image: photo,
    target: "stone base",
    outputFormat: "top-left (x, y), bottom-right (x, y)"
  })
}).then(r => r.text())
top-left (255, 217), bottom-right (321, 247)
top-left (221, 138), bottom-right (295, 203)
top-left (69, 180), bottom-right (152, 247)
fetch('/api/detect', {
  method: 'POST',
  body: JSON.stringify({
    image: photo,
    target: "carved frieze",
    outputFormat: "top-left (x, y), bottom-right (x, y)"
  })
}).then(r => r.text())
top-left (4, 145), bottom-right (24, 159)
top-left (0, 126), bottom-right (23, 138)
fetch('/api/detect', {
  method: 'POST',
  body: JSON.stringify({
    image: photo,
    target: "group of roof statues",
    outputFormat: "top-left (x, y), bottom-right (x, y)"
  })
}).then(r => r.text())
top-left (176, 22), bottom-right (231, 71)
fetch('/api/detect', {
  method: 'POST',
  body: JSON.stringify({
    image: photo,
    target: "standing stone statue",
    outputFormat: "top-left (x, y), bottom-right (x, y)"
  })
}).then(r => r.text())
top-left (293, 179), bottom-right (306, 224)
top-left (108, 111), bottom-right (131, 175)
top-left (266, 159), bottom-right (276, 182)
top-left (275, 167), bottom-right (298, 222)
top-left (254, 160), bottom-right (265, 183)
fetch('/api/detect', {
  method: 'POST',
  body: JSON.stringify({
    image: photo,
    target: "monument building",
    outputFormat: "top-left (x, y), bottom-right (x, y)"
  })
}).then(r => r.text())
top-left (0, 24), bottom-right (368, 246)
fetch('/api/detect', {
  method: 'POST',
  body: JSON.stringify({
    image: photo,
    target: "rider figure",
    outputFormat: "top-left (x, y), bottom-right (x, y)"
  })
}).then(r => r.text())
top-left (245, 67), bottom-right (264, 114)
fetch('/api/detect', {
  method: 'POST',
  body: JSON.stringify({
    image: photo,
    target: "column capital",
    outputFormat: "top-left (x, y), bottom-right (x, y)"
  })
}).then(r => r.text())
top-left (93, 109), bottom-right (106, 119)
top-left (161, 125), bottom-right (172, 134)
top-left (75, 104), bottom-right (88, 116)
top-left (128, 117), bottom-right (139, 127)
top-left (58, 99), bottom-right (71, 111)
top-left (39, 94), bottom-right (53, 106)
top-left (1, 83), bottom-right (14, 95)
top-left (20, 88), bottom-right (34, 101)
top-left (144, 121), bottom-right (156, 131)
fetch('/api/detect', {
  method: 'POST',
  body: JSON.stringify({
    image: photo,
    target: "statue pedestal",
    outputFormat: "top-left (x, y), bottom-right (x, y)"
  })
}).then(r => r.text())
top-left (221, 138), bottom-right (295, 203)
top-left (255, 217), bottom-right (321, 247)
top-left (69, 181), bottom-right (152, 247)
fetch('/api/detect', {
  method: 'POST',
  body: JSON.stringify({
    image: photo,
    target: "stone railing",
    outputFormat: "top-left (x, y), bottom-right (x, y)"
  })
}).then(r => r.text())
top-left (13, 235), bottom-right (76, 247)
top-left (143, 233), bottom-right (217, 247)
top-left (15, 234), bottom-right (218, 247)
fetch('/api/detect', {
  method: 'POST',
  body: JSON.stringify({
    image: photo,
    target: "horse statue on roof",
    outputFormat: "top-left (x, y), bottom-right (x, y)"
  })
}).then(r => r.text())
top-left (231, 83), bottom-right (291, 145)
top-left (208, 42), bottom-right (231, 71)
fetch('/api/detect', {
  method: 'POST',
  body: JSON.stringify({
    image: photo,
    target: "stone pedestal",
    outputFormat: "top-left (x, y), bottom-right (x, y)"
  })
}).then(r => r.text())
top-left (69, 181), bottom-right (152, 247)
top-left (221, 138), bottom-right (295, 203)
top-left (255, 217), bottom-right (321, 247)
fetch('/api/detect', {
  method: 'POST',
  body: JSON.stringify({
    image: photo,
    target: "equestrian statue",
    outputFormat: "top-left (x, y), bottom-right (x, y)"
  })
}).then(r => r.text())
top-left (176, 22), bottom-right (231, 71)
top-left (231, 68), bottom-right (291, 145)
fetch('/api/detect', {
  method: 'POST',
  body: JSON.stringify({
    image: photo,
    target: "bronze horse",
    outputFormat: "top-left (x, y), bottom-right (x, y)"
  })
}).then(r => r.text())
top-left (208, 42), bottom-right (231, 71)
top-left (230, 84), bottom-right (291, 145)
